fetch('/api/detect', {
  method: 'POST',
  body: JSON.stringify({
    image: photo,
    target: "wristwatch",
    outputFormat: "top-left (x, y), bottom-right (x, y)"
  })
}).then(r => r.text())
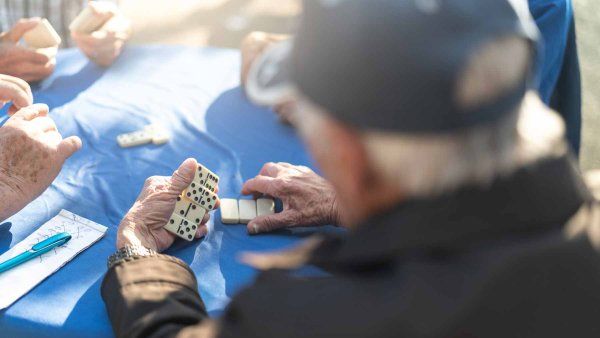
top-left (107, 245), bottom-right (157, 269)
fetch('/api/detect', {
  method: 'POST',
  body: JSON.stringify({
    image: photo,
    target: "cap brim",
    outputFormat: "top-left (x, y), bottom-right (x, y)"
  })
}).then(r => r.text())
top-left (246, 39), bottom-right (297, 106)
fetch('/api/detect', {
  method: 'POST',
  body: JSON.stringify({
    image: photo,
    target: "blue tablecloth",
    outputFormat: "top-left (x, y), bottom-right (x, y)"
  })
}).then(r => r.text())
top-left (0, 46), bottom-right (328, 337)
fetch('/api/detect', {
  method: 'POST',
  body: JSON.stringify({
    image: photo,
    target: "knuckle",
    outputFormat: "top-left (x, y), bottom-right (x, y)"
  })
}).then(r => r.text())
top-left (144, 176), bottom-right (161, 186)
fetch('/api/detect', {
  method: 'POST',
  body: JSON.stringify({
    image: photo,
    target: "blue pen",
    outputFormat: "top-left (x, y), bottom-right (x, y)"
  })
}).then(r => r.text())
top-left (0, 232), bottom-right (71, 273)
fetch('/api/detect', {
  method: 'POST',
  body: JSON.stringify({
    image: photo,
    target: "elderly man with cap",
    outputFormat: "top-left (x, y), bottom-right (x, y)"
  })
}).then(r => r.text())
top-left (101, 0), bottom-right (600, 337)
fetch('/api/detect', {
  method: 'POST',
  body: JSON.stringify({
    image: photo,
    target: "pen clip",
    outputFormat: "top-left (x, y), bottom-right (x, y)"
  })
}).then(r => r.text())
top-left (31, 233), bottom-right (72, 252)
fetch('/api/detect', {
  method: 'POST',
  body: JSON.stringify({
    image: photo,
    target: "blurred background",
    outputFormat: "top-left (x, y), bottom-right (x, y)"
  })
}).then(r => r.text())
top-left (120, 0), bottom-right (599, 169)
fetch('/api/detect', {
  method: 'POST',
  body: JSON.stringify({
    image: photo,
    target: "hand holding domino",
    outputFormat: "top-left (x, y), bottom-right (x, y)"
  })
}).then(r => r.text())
top-left (69, 2), bottom-right (117, 34)
top-left (116, 159), bottom-right (214, 251)
top-left (163, 162), bottom-right (220, 241)
top-left (237, 162), bottom-right (340, 234)
top-left (23, 18), bottom-right (62, 48)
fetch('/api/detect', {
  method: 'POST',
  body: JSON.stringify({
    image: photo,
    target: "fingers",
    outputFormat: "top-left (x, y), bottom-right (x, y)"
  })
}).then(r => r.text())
top-left (170, 158), bottom-right (198, 192)
top-left (241, 175), bottom-right (277, 196)
top-left (258, 162), bottom-right (285, 177)
top-left (1, 74), bottom-right (32, 100)
top-left (30, 116), bottom-right (57, 132)
top-left (57, 136), bottom-right (82, 160)
top-left (4, 18), bottom-right (41, 43)
top-left (247, 211), bottom-right (297, 235)
top-left (0, 80), bottom-right (32, 113)
top-left (12, 45), bottom-right (52, 64)
top-left (18, 62), bottom-right (55, 82)
top-left (194, 224), bottom-right (208, 239)
top-left (12, 103), bottom-right (48, 120)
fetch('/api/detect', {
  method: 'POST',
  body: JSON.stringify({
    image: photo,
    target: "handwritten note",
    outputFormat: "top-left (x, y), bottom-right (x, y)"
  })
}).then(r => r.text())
top-left (0, 210), bottom-right (107, 309)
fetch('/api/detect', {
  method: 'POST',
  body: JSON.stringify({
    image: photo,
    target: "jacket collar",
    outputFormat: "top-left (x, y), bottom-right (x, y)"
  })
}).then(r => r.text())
top-left (310, 155), bottom-right (591, 270)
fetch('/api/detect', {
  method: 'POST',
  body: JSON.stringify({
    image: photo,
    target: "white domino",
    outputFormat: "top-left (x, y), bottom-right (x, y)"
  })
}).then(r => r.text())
top-left (23, 18), bottom-right (61, 48)
top-left (238, 199), bottom-right (257, 224)
top-left (152, 127), bottom-right (170, 145)
top-left (69, 5), bottom-right (115, 34)
top-left (256, 198), bottom-right (275, 217)
top-left (174, 195), bottom-right (207, 224)
top-left (185, 183), bottom-right (218, 211)
top-left (116, 129), bottom-right (153, 148)
top-left (144, 123), bottom-right (170, 145)
top-left (192, 164), bottom-right (219, 193)
top-left (164, 213), bottom-right (197, 241)
top-left (220, 199), bottom-right (239, 224)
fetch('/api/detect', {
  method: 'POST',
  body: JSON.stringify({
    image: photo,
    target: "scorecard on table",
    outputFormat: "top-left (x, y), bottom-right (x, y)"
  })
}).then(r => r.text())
top-left (0, 210), bottom-right (107, 309)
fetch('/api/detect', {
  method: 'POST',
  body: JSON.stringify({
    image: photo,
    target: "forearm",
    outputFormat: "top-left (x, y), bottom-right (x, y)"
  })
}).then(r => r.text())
top-left (101, 255), bottom-right (209, 338)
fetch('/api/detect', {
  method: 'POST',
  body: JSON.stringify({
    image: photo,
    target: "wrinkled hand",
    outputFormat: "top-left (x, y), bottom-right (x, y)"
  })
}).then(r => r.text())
top-left (0, 104), bottom-right (82, 221)
top-left (71, 1), bottom-right (131, 67)
top-left (0, 18), bottom-right (56, 82)
top-left (117, 159), bottom-right (217, 252)
top-left (0, 74), bottom-right (33, 115)
top-left (241, 162), bottom-right (340, 234)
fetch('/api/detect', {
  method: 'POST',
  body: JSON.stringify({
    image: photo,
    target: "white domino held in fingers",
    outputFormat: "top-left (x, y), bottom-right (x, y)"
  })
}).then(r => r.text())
top-left (23, 19), bottom-right (61, 48)
top-left (185, 183), bottom-right (218, 211)
top-left (164, 213), bottom-right (197, 241)
top-left (256, 198), bottom-right (275, 217)
top-left (69, 5), bottom-right (115, 34)
top-left (173, 195), bottom-right (207, 224)
top-left (238, 199), bottom-right (257, 224)
top-left (192, 164), bottom-right (219, 193)
top-left (220, 199), bottom-right (239, 224)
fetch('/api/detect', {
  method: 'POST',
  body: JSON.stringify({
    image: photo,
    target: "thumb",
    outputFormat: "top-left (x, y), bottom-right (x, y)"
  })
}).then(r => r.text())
top-left (5, 18), bottom-right (41, 43)
top-left (170, 158), bottom-right (197, 192)
top-left (57, 136), bottom-right (82, 160)
top-left (247, 211), bottom-right (295, 235)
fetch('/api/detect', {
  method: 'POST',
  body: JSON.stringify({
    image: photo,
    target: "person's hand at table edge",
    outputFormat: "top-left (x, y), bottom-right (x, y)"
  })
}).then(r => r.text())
top-left (117, 158), bottom-right (218, 252)
top-left (0, 18), bottom-right (56, 82)
top-left (0, 74), bottom-right (33, 115)
top-left (71, 1), bottom-right (132, 67)
top-left (0, 104), bottom-right (82, 221)
top-left (241, 162), bottom-right (342, 234)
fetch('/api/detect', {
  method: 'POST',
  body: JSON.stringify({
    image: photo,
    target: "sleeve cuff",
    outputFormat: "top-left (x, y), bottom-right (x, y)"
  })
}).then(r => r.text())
top-left (102, 254), bottom-right (199, 295)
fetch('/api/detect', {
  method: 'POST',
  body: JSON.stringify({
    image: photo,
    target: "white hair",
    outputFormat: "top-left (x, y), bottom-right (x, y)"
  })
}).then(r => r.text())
top-left (293, 37), bottom-right (567, 198)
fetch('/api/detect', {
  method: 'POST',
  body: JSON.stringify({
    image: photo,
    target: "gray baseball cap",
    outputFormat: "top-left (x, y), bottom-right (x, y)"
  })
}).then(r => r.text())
top-left (246, 0), bottom-right (540, 133)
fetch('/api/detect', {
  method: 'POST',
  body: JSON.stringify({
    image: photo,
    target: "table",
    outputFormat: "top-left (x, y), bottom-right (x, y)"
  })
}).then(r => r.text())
top-left (0, 46), bottom-right (330, 337)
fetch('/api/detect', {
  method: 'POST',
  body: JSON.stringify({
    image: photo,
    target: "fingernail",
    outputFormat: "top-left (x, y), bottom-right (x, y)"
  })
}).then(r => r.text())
top-left (251, 224), bottom-right (259, 235)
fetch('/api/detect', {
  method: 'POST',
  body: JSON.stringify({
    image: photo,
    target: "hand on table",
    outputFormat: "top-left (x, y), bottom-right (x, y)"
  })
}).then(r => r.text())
top-left (0, 104), bottom-right (82, 221)
top-left (0, 74), bottom-right (33, 115)
top-left (71, 1), bottom-right (131, 67)
top-left (241, 162), bottom-right (341, 234)
top-left (117, 159), bottom-right (217, 252)
top-left (0, 18), bottom-right (56, 82)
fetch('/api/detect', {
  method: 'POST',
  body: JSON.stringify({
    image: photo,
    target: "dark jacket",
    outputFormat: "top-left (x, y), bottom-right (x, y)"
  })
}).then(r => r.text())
top-left (102, 156), bottom-right (600, 338)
